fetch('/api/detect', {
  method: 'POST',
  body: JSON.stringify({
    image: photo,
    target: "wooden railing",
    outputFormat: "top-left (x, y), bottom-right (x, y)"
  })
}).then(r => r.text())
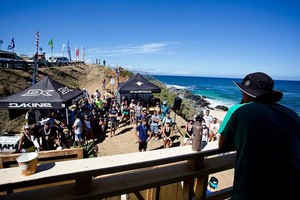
top-left (0, 148), bottom-right (83, 169)
top-left (0, 145), bottom-right (235, 200)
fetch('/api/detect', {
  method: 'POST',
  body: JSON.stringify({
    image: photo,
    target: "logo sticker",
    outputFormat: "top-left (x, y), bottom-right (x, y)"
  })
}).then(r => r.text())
top-left (22, 89), bottom-right (54, 96)
top-left (245, 80), bottom-right (250, 86)
top-left (58, 87), bottom-right (72, 95)
top-left (135, 81), bottom-right (143, 86)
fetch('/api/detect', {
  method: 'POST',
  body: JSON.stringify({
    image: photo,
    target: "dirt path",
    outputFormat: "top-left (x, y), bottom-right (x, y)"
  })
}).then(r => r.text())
top-left (77, 65), bottom-right (186, 156)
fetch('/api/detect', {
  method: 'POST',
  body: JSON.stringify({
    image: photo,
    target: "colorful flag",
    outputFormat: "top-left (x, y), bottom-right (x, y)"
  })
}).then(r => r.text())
top-left (62, 43), bottom-right (65, 52)
top-left (48, 38), bottom-right (53, 49)
top-left (76, 48), bottom-right (79, 57)
top-left (67, 41), bottom-right (72, 61)
top-left (35, 31), bottom-right (39, 53)
top-left (82, 47), bottom-right (85, 61)
top-left (8, 37), bottom-right (15, 50)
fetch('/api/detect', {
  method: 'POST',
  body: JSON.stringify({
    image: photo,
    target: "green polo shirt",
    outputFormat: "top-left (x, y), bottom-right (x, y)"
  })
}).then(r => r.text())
top-left (219, 102), bottom-right (300, 199)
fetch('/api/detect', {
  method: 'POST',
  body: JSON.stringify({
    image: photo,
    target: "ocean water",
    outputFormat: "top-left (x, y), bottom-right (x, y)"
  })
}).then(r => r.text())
top-left (153, 75), bottom-right (300, 116)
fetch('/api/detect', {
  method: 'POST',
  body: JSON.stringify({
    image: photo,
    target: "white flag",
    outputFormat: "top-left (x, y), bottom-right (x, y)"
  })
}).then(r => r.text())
top-left (62, 43), bottom-right (65, 52)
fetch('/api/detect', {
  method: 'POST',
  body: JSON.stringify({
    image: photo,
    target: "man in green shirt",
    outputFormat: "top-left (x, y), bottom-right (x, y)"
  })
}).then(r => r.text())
top-left (219, 72), bottom-right (300, 199)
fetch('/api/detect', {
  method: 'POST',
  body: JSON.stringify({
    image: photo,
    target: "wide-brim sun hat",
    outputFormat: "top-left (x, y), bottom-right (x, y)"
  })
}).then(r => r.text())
top-left (233, 72), bottom-right (283, 102)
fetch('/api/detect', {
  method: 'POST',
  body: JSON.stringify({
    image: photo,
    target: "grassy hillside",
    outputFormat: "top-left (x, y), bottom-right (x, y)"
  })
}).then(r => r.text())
top-left (0, 65), bottom-right (196, 134)
top-left (0, 65), bottom-right (98, 133)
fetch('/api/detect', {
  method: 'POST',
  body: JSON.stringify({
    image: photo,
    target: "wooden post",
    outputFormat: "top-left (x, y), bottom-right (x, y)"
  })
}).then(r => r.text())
top-left (194, 176), bottom-right (209, 200)
top-left (182, 178), bottom-right (194, 200)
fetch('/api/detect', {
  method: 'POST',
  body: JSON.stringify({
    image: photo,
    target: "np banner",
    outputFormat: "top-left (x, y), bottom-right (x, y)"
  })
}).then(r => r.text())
top-left (0, 135), bottom-right (19, 152)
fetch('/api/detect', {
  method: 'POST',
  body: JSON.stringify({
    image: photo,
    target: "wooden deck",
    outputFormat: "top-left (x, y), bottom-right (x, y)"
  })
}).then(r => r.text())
top-left (0, 145), bottom-right (235, 199)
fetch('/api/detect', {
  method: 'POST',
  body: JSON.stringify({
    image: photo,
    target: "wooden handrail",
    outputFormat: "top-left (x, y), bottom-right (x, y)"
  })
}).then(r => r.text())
top-left (0, 145), bottom-right (235, 199)
top-left (0, 148), bottom-right (83, 169)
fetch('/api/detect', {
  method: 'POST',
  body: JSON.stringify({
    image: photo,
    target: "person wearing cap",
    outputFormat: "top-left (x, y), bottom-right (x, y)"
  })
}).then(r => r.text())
top-left (206, 176), bottom-right (219, 195)
top-left (161, 112), bottom-right (173, 128)
top-left (136, 107), bottom-right (148, 125)
top-left (17, 125), bottom-right (35, 153)
top-left (218, 72), bottom-right (300, 199)
top-left (161, 100), bottom-right (170, 121)
top-left (135, 117), bottom-right (152, 152)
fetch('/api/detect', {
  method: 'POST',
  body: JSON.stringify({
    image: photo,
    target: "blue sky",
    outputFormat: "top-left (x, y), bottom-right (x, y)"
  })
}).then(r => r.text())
top-left (1, 0), bottom-right (300, 80)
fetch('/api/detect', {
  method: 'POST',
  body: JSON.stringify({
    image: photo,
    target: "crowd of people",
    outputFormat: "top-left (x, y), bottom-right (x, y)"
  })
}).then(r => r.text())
top-left (17, 87), bottom-right (221, 154)
top-left (184, 109), bottom-right (220, 150)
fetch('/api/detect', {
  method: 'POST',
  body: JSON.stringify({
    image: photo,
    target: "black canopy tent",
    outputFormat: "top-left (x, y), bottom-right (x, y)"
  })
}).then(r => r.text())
top-left (0, 76), bottom-right (83, 123)
top-left (116, 73), bottom-right (161, 103)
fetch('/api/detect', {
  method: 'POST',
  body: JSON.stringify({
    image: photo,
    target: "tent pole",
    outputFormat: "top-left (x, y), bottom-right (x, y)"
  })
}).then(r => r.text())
top-left (66, 108), bottom-right (69, 125)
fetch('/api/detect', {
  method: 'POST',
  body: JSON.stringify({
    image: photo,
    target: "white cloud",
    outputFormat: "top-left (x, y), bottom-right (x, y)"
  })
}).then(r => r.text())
top-left (87, 41), bottom-right (180, 58)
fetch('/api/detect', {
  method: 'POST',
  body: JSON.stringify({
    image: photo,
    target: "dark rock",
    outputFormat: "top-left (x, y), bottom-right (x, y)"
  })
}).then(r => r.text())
top-left (215, 105), bottom-right (228, 111)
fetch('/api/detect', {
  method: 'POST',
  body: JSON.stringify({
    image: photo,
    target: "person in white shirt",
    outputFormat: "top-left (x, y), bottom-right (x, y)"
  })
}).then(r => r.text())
top-left (94, 89), bottom-right (101, 99)
top-left (203, 109), bottom-right (213, 129)
top-left (209, 117), bottom-right (220, 141)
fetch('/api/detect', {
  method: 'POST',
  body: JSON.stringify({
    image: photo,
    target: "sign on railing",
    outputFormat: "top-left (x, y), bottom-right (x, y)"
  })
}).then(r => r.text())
top-left (0, 135), bottom-right (19, 152)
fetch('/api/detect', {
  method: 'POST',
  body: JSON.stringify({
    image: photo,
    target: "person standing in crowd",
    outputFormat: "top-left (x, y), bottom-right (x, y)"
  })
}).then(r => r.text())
top-left (136, 108), bottom-right (148, 125)
top-left (129, 99), bottom-right (136, 125)
top-left (38, 119), bottom-right (56, 150)
top-left (94, 89), bottom-right (101, 99)
top-left (150, 110), bottom-right (160, 141)
top-left (134, 101), bottom-right (143, 126)
top-left (18, 125), bottom-right (35, 152)
top-left (161, 111), bottom-right (173, 128)
top-left (209, 117), bottom-right (220, 141)
top-left (135, 117), bottom-right (152, 152)
top-left (201, 123), bottom-right (209, 150)
top-left (57, 119), bottom-right (72, 148)
top-left (102, 79), bottom-right (106, 89)
top-left (83, 115), bottom-right (94, 141)
top-left (108, 104), bottom-right (118, 138)
top-left (72, 114), bottom-right (83, 147)
top-left (183, 118), bottom-right (194, 146)
top-left (161, 100), bottom-right (170, 121)
top-left (161, 122), bottom-right (173, 148)
top-left (82, 88), bottom-right (90, 103)
top-left (219, 72), bottom-right (300, 199)
top-left (203, 109), bottom-right (213, 131)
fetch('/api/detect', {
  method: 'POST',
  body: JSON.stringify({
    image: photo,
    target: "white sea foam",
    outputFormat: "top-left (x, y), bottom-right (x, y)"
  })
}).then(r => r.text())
top-left (166, 84), bottom-right (187, 90)
top-left (205, 97), bottom-right (236, 109)
top-left (166, 84), bottom-right (196, 91)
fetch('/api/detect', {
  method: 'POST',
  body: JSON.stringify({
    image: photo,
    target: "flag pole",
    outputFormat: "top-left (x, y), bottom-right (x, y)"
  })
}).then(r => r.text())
top-left (32, 31), bottom-right (39, 85)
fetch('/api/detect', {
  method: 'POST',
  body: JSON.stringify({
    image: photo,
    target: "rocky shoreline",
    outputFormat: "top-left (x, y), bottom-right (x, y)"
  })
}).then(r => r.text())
top-left (167, 86), bottom-right (229, 113)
